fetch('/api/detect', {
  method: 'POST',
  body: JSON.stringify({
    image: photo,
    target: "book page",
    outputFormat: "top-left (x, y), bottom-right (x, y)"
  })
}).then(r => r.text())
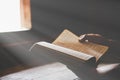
top-left (53, 29), bottom-right (109, 61)
top-left (35, 41), bottom-right (94, 61)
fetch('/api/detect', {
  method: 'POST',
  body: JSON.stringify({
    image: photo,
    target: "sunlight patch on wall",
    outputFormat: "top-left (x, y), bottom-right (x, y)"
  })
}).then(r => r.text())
top-left (0, 0), bottom-right (31, 33)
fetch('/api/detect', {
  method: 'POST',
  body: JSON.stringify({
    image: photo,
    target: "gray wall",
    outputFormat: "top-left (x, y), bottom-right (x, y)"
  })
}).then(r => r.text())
top-left (31, 0), bottom-right (120, 41)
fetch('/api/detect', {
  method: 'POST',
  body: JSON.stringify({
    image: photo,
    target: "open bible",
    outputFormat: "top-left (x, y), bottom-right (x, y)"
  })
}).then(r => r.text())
top-left (30, 29), bottom-right (109, 65)
top-left (52, 29), bottom-right (109, 61)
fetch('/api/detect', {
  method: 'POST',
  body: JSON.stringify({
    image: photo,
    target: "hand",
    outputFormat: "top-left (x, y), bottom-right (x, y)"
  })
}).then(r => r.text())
top-left (79, 33), bottom-right (110, 46)
top-left (79, 33), bottom-right (120, 48)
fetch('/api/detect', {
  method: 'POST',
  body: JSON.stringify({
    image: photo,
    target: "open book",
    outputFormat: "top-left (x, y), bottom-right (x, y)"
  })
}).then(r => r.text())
top-left (30, 29), bottom-right (117, 74)
top-left (30, 29), bottom-right (108, 61)
top-left (52, 29), bottom-right (109, 61)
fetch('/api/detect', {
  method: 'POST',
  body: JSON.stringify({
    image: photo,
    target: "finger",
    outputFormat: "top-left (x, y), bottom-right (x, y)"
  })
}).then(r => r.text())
top-left (79, 34), bottom-right (87, 42)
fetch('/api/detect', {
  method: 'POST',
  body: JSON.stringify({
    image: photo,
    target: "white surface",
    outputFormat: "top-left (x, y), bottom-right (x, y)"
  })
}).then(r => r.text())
top-left (0, 62), bottom-right (79, 80)
top-left (96, 63), bottom-right (119, 74)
